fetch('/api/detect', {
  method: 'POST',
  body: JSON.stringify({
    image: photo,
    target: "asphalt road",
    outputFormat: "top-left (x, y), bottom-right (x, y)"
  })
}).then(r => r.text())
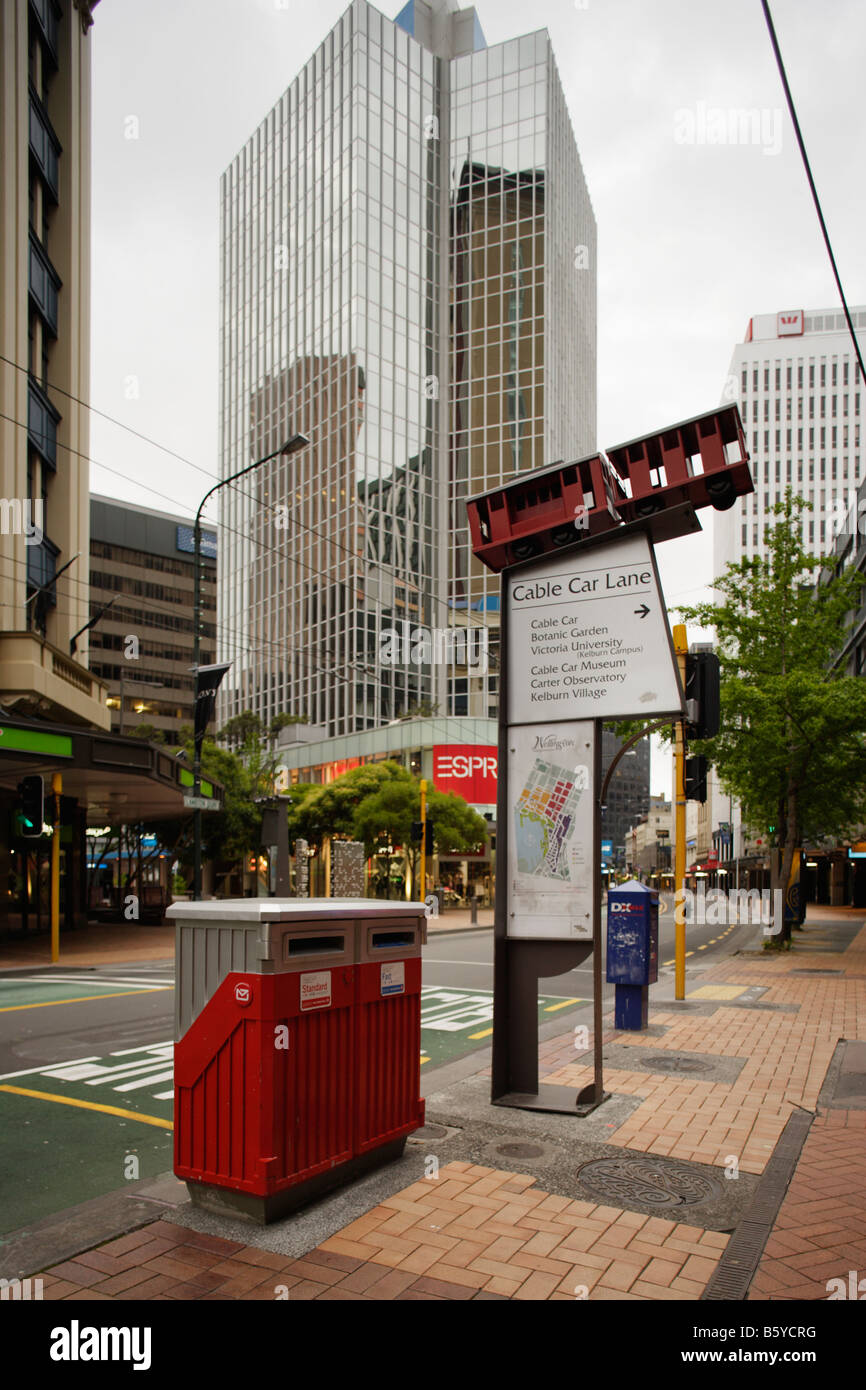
top-left (0, 907), bottom-right (758, 1237)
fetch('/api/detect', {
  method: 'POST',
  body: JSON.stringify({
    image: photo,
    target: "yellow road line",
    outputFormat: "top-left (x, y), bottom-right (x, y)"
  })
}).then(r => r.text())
top-left (419, 1057), bottom-right (431, 1065)
top-left (0, 1084), bottom-right (173, 1129)
top-left (544, 998), bottom-right (580, 1012)
top-left (0, 987), bottom-right (171, 1014)
top-left (468, 1027), bottom-right (494, 1039)
top-left (663, 959), bottom-right (675, 966)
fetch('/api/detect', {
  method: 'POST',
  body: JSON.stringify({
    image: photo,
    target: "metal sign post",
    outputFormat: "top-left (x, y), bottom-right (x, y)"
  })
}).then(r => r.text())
top-left (492, 520), bottom-right (685, 1116)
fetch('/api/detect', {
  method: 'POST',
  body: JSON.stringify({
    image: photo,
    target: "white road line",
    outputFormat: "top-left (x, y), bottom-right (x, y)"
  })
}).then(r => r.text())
top-left (0, 1055), bottom-right (100, 1081)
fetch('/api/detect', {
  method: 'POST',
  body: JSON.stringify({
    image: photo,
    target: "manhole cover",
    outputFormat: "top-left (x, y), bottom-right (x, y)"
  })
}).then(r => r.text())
top-left (494, 1142), bottom-right (546, 1160)
top-left (408, 1123), bottom-right (451, 1143)
top-left (578, 1156), bottom-right (721, 1208)
top-left (634, 1054), bottom-right (712, 1074)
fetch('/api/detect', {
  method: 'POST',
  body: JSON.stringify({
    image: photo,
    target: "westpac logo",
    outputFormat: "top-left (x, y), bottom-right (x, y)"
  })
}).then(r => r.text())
top-left (777, 310), bottom-right (804, 337)
top-left (0, 498), bottom-right (43, 545)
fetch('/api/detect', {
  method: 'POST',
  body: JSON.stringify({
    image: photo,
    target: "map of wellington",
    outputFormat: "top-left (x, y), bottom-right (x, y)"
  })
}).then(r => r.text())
top-left (513, 758), bottom-right (583, 880)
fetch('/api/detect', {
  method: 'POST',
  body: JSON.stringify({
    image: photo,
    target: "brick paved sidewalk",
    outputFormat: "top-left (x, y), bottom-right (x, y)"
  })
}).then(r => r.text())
top-left (39, 1165), bottom-right (728, 1302)
top-left (31, 914), bottom-right (866, 1302)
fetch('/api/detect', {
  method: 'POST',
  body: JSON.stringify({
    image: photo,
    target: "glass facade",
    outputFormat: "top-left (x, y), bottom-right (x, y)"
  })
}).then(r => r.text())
top-left (218, 0), bottom-right (596, 736)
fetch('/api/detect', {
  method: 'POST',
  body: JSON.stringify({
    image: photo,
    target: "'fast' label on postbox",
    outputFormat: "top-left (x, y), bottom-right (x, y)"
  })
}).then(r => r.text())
top-left (300, 970), bottom-right (332, 1011)
top-left (381, 962), bottom-right (405, 996)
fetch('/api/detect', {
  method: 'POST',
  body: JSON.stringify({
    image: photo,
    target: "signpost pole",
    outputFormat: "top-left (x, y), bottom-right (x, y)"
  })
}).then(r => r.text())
top-left (673, 623), bottom-right (688, 1000)
top-left (591, 720), bottom-right (604, 1102)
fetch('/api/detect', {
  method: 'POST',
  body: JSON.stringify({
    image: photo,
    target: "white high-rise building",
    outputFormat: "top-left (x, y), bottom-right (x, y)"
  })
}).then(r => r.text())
top-left (714, 305), bottom-right (865, 576)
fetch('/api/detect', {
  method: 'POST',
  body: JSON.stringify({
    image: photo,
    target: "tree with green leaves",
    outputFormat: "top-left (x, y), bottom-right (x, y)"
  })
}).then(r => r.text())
top-left (352, 780), bottom-right (487, 890)
top-left (680, 491), bottom-right (866, 945)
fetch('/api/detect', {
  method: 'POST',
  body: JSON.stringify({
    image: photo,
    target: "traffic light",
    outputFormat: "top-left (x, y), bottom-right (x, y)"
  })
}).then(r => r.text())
top-left (411, 821), bottom-right (434, 854)
top-left (19, 775), bottom-right (44, 837)
top-left (684, 756), bottom-right (708, 803)
top-left (684, 651), bottom-right (721, 740)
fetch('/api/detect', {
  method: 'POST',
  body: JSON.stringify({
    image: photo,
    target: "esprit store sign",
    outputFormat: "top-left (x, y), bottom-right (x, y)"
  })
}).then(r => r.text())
top-left (433, 745), bottom-right (497, 803)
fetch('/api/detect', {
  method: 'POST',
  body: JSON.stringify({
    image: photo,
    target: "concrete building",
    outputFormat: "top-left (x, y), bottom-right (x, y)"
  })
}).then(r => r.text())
top-left (601, 729), bottom-right (650, 869)
top-left (88, 495), bottom-right (218, 738)
top-left (217, 0), bottom-right (596, 738)
top-left (714, 311), bottom-right (866, 898)
top-left (626, 793), bottom-right (671, 882)
top-left (0, 0), bottom-right (106, 728)
top-left (715, 305), bottom-right (866, 575)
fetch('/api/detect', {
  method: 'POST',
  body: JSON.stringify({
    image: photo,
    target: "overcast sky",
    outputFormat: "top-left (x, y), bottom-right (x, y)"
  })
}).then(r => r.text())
top-left (88, 0), bottom-right (866, 791)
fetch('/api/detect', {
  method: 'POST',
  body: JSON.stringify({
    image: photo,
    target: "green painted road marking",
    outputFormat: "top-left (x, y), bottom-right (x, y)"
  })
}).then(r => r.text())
top-left (420, 986), bottom-right (587, 1066)
top-left (0, 1043), bottom-right (176, 1109)
top-left (0, 977), bottom-right (172, 1011)
top-left (0, 1087), bottom-right (173, 1238)
top-left (0, 1084), bottom-right (173, 1128)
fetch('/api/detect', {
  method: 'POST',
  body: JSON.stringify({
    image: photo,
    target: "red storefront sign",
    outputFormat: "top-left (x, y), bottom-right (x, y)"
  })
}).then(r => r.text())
top-left (432, 745), bottom-right (498, 804)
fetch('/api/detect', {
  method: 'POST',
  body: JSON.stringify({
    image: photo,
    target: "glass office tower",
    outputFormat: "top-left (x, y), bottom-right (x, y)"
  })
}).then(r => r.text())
top-left (218, 0), bottom-right (596, 735)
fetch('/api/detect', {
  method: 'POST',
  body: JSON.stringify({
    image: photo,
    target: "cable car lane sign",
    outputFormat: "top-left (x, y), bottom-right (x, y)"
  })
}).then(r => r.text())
top-left (507, 530), bottom-right (684, 724)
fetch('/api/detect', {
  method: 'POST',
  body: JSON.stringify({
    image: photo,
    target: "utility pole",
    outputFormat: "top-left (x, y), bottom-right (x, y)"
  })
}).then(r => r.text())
top-left (673, 624), bottom-right (688, 1000)
top-left (50, 772), bottom-right (61, 963)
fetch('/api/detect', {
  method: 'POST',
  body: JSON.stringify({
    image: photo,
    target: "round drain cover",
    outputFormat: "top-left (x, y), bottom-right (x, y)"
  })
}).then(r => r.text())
top-left (577, 1156), bottom-right (720, 1208)
top-left (410, 1123), bottom-right (450, 1142)
top-left (636, 1054), bottom-right (712, 1075)
top-left (495, 1142), bottom-right (546, 1160)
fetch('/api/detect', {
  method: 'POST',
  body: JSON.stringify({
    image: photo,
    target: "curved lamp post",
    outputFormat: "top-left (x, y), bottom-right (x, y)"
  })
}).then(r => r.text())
top-left (192, 433), bottom-right (309, 899)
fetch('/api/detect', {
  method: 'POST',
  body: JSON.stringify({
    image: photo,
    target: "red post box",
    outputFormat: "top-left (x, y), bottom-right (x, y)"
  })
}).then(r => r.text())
top-left (168, 899), bottom-right (427, 1223)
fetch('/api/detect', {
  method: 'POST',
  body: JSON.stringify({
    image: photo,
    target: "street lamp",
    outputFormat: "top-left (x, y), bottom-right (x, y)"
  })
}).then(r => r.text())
top-left (191, 434), bottom-right (309, 900)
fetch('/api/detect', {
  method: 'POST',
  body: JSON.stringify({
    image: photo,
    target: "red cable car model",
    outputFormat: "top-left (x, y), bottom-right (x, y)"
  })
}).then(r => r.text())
top-left (466, 404), bottom-right (753, 573)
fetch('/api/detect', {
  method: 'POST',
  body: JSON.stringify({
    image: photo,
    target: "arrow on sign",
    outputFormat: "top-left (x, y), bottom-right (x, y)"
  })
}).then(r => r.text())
top-left (634, 603), bottom-right (650, 619)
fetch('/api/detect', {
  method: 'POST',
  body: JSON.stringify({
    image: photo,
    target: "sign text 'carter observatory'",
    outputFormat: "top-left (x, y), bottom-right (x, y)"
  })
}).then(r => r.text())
top-left (506, 531), bottom-right (684, 725)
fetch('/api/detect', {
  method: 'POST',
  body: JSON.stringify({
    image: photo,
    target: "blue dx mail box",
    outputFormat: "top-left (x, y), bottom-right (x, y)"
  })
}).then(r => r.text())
top-left (606, 881), bottom-right (658, 1030)
top-left (606, 880), bottom-right (659, 985)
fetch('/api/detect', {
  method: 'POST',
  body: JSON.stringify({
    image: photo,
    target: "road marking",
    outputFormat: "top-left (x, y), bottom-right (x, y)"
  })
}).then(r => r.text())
top-left (0, 987), bottom-right (171, 1013)
top-left (0, 1084), bottom-right (173, 1129)
top-left (468, 1027), bottom-right (493, 1039)
top-left (0, 1055), bottom-right (100, 1081)
top-left (688, 984), bottom-right (746, 1001)
top-left (0, 984), bottom-right (173, 1017)
top-left (9, 974), bottom-right (173, 989)
top-left (544, 998), bottom-right (580, 1012)
top-left (663, 959), bottom-right (675, 966)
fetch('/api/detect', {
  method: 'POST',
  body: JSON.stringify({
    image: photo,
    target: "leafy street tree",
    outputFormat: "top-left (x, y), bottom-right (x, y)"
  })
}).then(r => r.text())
top-left (287, 762), bottom-right (412, 845)
top-left (680, 491), bottom-right (866, 946)
top-left (351, 780), bottom-right (487, 890)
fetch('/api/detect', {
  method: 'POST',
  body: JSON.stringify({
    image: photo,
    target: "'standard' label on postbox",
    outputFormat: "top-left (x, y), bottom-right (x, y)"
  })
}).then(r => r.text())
top-left (507, 531), bottom-right (683, 724)
top-left (381, 962), bottom-right (405, 996)
top-left (299, 970), bottom-right (332, 1011)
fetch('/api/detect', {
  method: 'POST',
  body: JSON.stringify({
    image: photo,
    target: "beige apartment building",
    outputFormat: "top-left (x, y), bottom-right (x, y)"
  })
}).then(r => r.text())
top-left (0, 0), bottom-right (107, 727)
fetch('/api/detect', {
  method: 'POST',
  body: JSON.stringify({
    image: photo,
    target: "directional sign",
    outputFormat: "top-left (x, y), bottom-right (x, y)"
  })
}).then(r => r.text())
top-left (183, 795), bottom-right (220, 811)
top-left (506, 530), bottom-right (683, 724)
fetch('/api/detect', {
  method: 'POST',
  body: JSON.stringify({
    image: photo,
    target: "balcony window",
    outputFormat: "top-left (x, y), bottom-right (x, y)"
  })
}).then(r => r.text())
top-left (26, 532), bottom-right (60, 608)
top-left (29, 0), bottom-right (60, 68)
top-left (28, 377), bottom-right (60, 471)
top-left (28, 230), bottom-right (61, 338)
top-left (29, 86), bottom-right (61, 203)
